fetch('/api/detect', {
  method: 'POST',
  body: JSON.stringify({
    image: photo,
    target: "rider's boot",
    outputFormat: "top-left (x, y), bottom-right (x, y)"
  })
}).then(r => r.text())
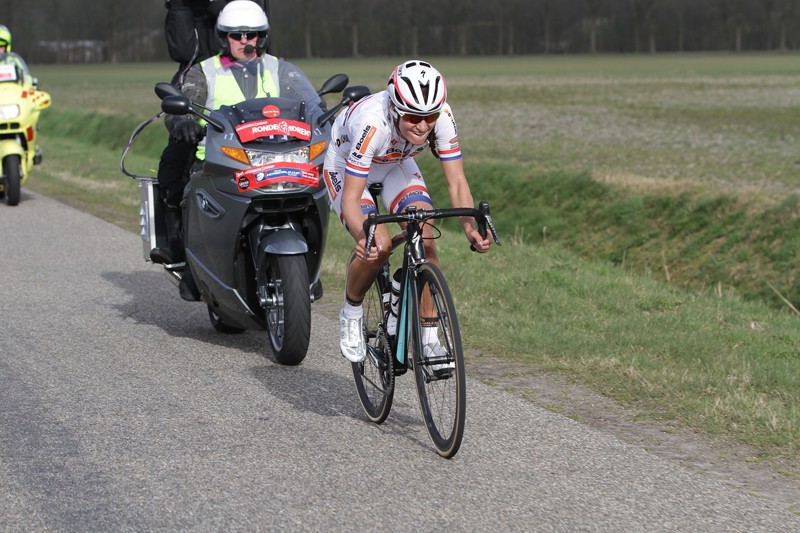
top-left (33, 146), bottom-right (43, 165)
top-left (150, 206), bottom-right (184, 264)
top-left (178, 264), bottom-right (201, 302)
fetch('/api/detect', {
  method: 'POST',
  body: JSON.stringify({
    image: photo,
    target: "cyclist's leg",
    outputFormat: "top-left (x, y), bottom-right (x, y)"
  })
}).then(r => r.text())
top-left (325, 160), bottom-right (391, 361)
top-left (382, 160), bottom-right (443, 350)
top-left (325, 162), bottom-right (392, 303)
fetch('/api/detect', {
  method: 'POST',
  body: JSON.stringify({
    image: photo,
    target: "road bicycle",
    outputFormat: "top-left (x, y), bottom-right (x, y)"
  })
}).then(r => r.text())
top-left (348, 184), bottom-right (500, 458)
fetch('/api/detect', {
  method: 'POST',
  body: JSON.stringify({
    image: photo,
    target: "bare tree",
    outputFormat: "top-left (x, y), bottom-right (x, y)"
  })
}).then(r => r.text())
top-left (777, 0), bottom-right (797, 50)
top-left (349, 0), bottom-right (361, 57)
top-left (630, 0), bottom-right (659, 52)
top-left (585, 0), bottom-right (603, 53)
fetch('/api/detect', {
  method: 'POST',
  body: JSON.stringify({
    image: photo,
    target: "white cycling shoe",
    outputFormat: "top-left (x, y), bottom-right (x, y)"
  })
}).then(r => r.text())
top-left (424, 342), bottom-right (455, 373)
top-left (339, 310), bottom-right (367, 363)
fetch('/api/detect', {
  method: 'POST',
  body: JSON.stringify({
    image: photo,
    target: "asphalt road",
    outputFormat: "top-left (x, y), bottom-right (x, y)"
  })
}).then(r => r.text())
top-left (1, 191), bottom-right (797, 532)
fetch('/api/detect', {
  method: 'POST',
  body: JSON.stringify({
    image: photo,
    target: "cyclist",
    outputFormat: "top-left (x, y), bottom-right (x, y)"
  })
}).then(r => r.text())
top-left (323, 59), bottom-right (492, 363)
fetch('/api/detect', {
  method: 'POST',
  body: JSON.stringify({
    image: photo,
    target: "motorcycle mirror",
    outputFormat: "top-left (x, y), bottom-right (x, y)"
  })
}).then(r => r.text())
top-left (315, 85), bottom-right (372, 127)
top-left (155, 82), bottom-right (183, 100)
top-left (343, 85), bottom-right (371, 103)
top-left (317, 73), bottom-right (349, 97)
top-left (161, 95), bottom-right (192, 115)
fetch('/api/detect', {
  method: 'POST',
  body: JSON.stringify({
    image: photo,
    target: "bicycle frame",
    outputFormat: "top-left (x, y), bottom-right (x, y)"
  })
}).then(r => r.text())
top-left (364, 203), bottom-right (499, 374)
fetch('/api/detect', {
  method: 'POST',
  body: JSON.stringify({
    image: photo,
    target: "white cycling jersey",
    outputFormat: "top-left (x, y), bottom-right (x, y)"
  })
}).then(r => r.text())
top-left (323, 90), bottom-right (461, 225)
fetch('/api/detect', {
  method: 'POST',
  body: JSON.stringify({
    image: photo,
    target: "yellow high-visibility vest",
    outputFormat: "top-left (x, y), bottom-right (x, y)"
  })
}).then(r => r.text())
top-left (196, 54), bottom-right (280, 160)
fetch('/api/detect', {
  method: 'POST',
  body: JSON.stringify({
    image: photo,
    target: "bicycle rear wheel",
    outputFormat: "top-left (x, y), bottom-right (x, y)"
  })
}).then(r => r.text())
top-left (412, 262), bottom-right (466, 458)
top-left (349, 254), bottom-right (395, 423)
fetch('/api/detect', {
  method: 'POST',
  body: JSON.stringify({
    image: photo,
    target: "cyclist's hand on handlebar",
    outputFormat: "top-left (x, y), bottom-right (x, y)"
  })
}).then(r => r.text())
top-left (466, 227), bottom-right (491, 253)
top-left (356, 235), bottom-right (383, 263)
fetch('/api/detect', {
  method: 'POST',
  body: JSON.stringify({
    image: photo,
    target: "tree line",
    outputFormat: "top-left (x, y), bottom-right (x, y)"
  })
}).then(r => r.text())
top-left (2, 0), bottom-right (799, 63)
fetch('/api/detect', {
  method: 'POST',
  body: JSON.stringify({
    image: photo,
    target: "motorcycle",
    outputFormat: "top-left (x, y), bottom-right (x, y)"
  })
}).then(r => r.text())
top-left (122, 68), bottom-right (370, 365)
top-left (0, 53), bottom-right (51, 206)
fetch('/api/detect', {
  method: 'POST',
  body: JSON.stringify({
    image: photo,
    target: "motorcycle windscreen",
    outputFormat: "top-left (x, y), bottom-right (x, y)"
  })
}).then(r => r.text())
top-left (222, 97), bottom-right (312, 144)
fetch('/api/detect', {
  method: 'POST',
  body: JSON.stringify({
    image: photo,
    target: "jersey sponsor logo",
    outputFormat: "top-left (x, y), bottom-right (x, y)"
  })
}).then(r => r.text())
top-left (334, 134), bottom-right (350, 148)
top-left (355, 124), bottom-right (376, 154)
top-left (235, 119), bottom-right (311, 143)
top-left (324, 169), bottom-right (342, 200)
top-left (390, 185), bottom-right (431, 213)
top-left (234, 162), bottom-right (319, 192)
top-left (377, 152), bottom-right (403, 162)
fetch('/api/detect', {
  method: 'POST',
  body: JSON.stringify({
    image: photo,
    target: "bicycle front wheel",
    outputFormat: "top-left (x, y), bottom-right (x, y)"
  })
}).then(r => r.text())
top-left (412, 262), bottom-right (466, 458)
top-left (349, 253), bottom-right (395, 423)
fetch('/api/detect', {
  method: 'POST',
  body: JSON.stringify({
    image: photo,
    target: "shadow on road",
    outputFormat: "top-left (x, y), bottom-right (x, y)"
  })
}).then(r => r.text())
top-left (102, 269), bottom-right (272, 354)
top-left (248, 364), bottom-right (431, 453)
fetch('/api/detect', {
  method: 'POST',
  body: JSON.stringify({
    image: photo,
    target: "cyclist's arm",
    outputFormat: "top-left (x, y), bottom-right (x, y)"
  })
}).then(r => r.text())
top-left (441, 158), bottom-right (491, 253)
top-left (341, 173), bottom-right (368, 240)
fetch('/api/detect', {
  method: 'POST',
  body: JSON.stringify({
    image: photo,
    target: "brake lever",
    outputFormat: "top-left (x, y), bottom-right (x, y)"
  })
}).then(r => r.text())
top-left (363, 214), bottom-right (377, 259)
top-left (485, 214), bottom-right (501, 246)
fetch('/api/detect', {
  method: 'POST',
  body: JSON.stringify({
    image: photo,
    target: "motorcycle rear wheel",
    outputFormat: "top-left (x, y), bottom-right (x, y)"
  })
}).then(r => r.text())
top-left (265, 254), bottom-right (311, 366)
top-left (3, 155), bottom-right (21, 206)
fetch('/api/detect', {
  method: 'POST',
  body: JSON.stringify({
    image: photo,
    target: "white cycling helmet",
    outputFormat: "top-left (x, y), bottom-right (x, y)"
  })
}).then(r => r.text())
top-left (216, 0), bottom-right (269, 33)
top-left (387, 60), bottom-right (447, 116)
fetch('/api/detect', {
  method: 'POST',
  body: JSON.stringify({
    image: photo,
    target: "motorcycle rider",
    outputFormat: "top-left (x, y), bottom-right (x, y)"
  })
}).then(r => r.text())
top-left (323, 60), bottom-right (492, 363)
top-left (151, 0), bottom-right (270, 265)
top-left (167, 0), bottom-right (322, 301)
top-left (0, 24), bottom-right (9, 53)
top-left (0, 25), bottom-right (33, 86)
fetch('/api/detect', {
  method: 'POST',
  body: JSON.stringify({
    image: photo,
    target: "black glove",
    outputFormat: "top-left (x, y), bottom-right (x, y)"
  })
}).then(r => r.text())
top-left (172, 118), bottom-right (203, 144)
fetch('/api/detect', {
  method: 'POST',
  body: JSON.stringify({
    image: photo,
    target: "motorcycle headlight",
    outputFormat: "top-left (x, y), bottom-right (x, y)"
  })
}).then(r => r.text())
top-left (245, 147), bottom-right (309, 167)
top-left (0, 104), bottom-right (20, 120)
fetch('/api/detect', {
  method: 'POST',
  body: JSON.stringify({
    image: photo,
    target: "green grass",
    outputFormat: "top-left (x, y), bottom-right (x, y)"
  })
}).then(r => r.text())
top-left (24, 55), bottom-right (800, 466)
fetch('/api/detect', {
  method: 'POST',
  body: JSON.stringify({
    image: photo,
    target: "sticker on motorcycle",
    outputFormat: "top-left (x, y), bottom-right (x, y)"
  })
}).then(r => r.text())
top-left (262, 105), bottom-right (280, 118)
top-left (235, 119), bottom-right (311, 143)
top-left (235, 162), bottom-right (320, 192)
top-left (0, 64), bottom-right (17, 82)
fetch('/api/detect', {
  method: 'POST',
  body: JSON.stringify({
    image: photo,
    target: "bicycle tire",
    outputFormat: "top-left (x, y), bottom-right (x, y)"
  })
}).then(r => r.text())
top-left (411, 262), bottom-right (466, 458)
top-left (349, 253), bottom-right (395, 423)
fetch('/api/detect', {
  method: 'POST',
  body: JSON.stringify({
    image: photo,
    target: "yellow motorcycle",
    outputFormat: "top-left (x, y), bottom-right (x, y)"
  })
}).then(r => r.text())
top-left (0, 52), bottom-right (51, 206)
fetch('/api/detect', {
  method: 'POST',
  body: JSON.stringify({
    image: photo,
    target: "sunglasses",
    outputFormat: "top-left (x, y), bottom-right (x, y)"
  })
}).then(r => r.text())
top-left (228, 32), bottom-right (259, 41)
top-left (401, 112), bottom-right (440, 125)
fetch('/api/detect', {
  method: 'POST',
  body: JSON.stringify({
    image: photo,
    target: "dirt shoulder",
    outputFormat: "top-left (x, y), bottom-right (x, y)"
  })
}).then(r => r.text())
top-left (469, 356), bottom-right (800, 516)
